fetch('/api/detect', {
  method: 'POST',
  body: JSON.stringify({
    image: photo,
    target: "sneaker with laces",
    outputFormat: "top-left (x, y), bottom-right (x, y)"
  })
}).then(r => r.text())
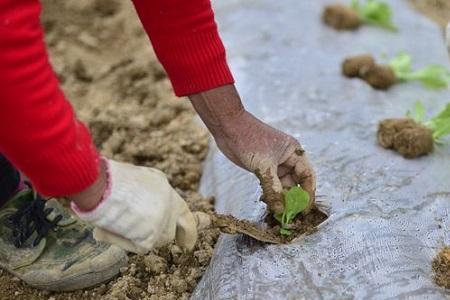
top-left (0, 187), bottom-right (128, 291)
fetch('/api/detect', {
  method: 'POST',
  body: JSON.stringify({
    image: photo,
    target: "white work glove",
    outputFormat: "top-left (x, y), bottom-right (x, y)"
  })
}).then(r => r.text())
top-left (71, 160), bottom-right (197, 255)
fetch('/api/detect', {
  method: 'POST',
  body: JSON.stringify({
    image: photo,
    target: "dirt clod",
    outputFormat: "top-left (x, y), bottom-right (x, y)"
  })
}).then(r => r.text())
top-left (322, 4), bottom-right (362, 30)
top-left (432, 247), bottom-right (450, 289)
top-left (377, 118), bottom-right (434, 158)
top-left (361, 65), bottom-right (397, 90)
top-left (342, 54), bottom-right (375, 78)
top-left (342, 54), bottom-right (397, 90)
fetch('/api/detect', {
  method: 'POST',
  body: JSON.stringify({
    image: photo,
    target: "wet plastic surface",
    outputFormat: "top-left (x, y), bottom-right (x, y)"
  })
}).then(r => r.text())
top-left (193, 0), bottom-right (450, 299)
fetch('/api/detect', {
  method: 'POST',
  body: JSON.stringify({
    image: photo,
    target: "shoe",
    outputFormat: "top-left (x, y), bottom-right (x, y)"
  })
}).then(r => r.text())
top-left (0, 187), bottom-right (127, 291)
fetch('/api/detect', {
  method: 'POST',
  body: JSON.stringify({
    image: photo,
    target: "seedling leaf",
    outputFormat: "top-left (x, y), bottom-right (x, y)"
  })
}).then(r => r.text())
top-left (388, 52), bottom-right (412, 79)
top-left (404, 65), bottom-right (450, 89)
top-left (412, 102), bottom-right (450, 142)
top-left (351, 0), bottom-right (397, 31)
top-left (274, 186), bottom-right (310, 235)
top-left (426, 103), bottom-right (450, 140)
top-left (413, 101), bottom-right (426, 123)
top-left (389, 53), bottom-right (450, 89)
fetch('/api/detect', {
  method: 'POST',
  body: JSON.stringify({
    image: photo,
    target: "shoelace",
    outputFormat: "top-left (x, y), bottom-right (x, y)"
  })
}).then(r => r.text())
top-left (4, 190), bottom-right (63, 248)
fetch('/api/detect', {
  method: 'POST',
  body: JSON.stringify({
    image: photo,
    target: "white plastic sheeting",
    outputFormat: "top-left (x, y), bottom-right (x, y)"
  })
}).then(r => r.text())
top-left (193, 1), bottom-right (450, 299)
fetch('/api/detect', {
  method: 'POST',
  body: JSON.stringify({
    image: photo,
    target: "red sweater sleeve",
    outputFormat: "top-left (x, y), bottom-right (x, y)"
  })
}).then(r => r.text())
top-left (131, 0), bottom-right (234, 96)
top-left (0, 0), bottom-right (100, 196)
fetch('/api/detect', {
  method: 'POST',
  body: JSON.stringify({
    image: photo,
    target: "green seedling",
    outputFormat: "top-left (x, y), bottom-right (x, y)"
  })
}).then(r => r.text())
top-left (408, 101), bottom-right (450, 143)
top-left (274, 186), bottom-right (310, 236)
top-left (389, 53), bottom-right (450, 89)
top-left (350, 0), bottom-right (397, 31)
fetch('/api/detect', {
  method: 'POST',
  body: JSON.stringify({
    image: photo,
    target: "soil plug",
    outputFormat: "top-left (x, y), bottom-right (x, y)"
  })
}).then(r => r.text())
top-left (342, 54), bottom-right (375, 77)
top-left (323, 0), bottom-right (396, 31)
top-left (322, 4), bottom-right (362, 30)
top-left (377, 102), bottom-right (450, 158)
top-left (432, 247), bottom-right (450, 289)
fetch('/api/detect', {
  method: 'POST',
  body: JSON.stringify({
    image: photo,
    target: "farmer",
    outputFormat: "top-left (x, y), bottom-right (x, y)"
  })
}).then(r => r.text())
top-left (0, 0), bottom-right (316, 291)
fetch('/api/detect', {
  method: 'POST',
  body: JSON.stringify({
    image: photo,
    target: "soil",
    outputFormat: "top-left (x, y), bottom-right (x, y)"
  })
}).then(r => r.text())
top-left (361, 65), bottom-right (397, 90)
top-left (342, 55), bottom-right (397, 90)
top-left (342, 54), bottom-right (376, 78)
top-left (322, 4), bottom-right (362, 30)
top-left (432, 247), bottom-right (450, 289)
top-left (377, 118), bottom-right (434, 158)
top-left (409, 0), bottom-right (450, 28)
top-left (212, 207), bottom-right (327, 244)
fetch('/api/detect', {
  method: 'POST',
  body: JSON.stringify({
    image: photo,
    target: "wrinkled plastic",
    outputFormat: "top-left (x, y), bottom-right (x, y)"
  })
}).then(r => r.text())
top-left (193, 0), bottom-right (450, 299)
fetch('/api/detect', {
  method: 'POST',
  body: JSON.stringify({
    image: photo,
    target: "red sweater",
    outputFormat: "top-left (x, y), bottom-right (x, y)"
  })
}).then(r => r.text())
top-left (0, 0), bottom-right (233, 196)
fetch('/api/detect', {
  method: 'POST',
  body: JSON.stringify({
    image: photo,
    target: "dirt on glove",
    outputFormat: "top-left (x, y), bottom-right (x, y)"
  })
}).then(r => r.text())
top-left (342, 55), bottom-right (397, 90)
top-left (322, 4), bottom-right (362, 30)
top-left (432, 247), bottom-right (450, 289)
top-left (377, 118), bottom-right (434, 158)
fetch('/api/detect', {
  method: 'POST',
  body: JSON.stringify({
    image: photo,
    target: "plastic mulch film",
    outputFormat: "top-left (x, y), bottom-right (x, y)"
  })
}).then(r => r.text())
top-left (193, 0), bottom-right (450, 299)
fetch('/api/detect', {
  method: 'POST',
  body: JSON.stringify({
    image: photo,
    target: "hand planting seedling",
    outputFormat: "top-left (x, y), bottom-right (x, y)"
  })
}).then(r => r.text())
top-left (322, 0), bottom-right (396, 31)
top-left (273, 186), bottom-right (310, 236)
top-left (377, 101), bottom-right (450, 158)
top-left (342, 53), bottom-right (450, 90)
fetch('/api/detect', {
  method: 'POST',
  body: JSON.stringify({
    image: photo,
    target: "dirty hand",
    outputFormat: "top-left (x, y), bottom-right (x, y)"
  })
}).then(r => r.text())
top-left (69, 159), bottom-right (197, 255)
top-left (190, 85), bottom-right (316, 214)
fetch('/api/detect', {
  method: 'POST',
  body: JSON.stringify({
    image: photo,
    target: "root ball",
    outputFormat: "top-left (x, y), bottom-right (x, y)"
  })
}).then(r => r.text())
top-left (393, 127), bottom-right (434, 158)
top-left (377, 118), bottom-right (417, 148)
top-left (432, 247), bottom-right (450, 289)
top-left (377, 118), bottom-right (433, 158)
top-left (342, 54), bottom-right (376, 78)
top-left (362, 65), bottom-right (397, 90)
top-left (322, 4), bottom-right (362, 30)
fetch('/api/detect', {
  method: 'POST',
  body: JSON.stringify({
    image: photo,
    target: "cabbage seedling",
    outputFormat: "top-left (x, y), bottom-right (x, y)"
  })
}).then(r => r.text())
top-left (274, 186), bottom-right (310, 236)
top-left (378, 101), bottom-right (450, 158)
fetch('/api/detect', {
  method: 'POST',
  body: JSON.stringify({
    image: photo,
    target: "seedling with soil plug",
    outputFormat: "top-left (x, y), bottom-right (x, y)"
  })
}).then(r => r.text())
top-left (377, 101), bottom-right (450, 158)
top-left (274, 186), bottom-right (310, 236)
top-left (342, 53), bottom-right (450, 90)
top-left (323, 0), bottom-right (396, 31)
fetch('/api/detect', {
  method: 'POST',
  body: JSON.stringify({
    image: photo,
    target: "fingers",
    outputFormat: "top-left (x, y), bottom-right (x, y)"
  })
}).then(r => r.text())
top-left (294, 155), bottom-right (316, 213)
top-left (173, 193), bottom-right (198, 251)
top-left (256, 166), bottom-right (284, 214)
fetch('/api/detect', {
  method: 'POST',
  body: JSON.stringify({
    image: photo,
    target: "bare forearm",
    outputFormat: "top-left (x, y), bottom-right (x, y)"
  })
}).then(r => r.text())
top-left (189, 84), bottom-right (245, 135)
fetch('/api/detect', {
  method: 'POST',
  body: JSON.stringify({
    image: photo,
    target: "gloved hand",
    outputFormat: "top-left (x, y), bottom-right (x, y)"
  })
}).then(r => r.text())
top-left (190, 85), bottom-right (316, 214)
top-left (70, 159), bottom-right (197, 255)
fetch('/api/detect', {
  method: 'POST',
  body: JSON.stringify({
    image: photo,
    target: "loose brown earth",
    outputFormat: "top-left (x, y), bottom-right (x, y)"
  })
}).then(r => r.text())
top-left (322, 4), bottom-right (362, 30)
top-left (377, 118), bottom-right (434, 158)
top-left (432, 247), bottom-right (450, 289)
top-left (342, 54), bottom-right (397, 90)
top-left (409, 0), bottom-right (450, 28)
top-left (0, 0), bottom-right (447, 299)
